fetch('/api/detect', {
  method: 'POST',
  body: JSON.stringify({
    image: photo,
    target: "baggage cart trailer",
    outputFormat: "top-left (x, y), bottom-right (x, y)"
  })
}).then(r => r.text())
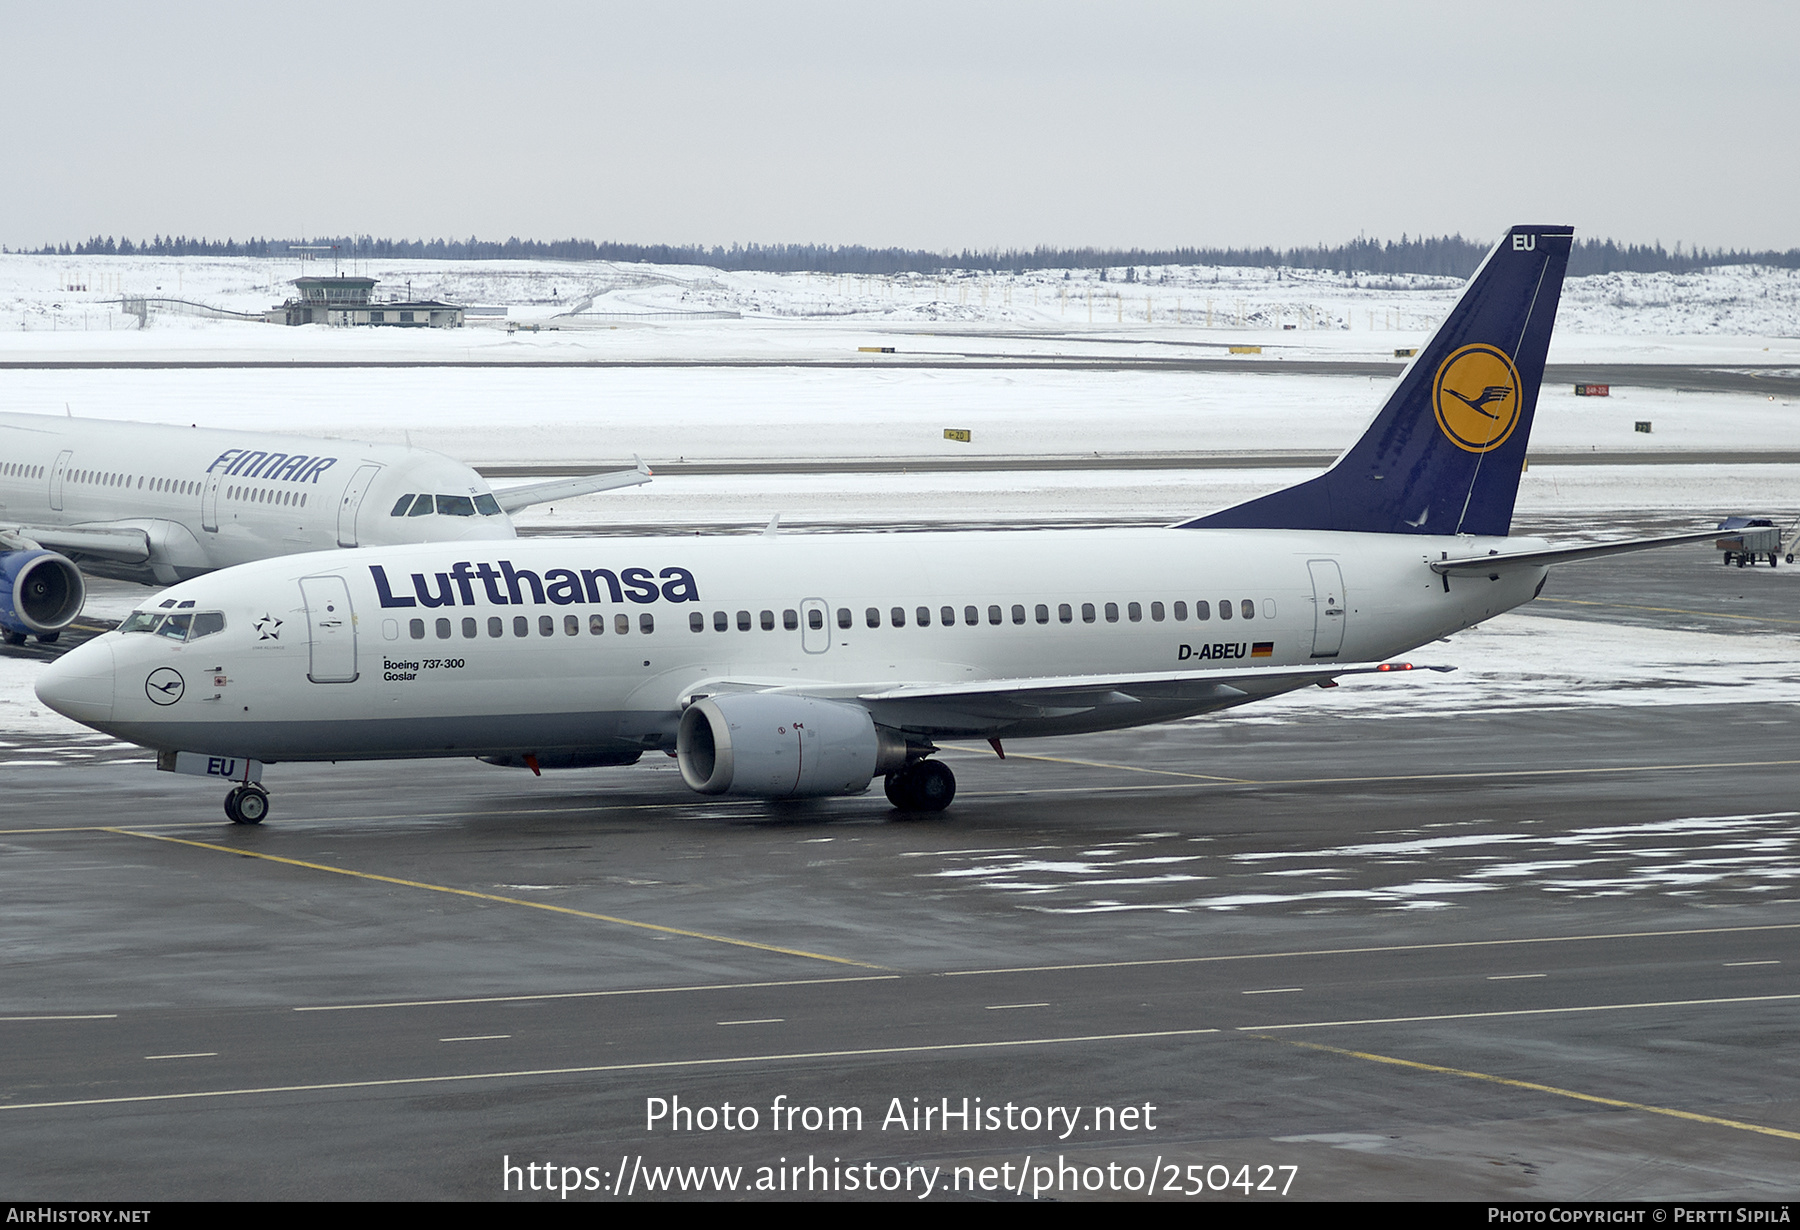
top-left (1716, 517), bottom-right (1784, 567)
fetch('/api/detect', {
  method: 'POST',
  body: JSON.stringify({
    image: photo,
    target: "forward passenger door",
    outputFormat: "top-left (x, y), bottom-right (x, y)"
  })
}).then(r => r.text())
top-left (336, 464), bottom-right (382, 548)
top-left (300, 574), bottom-right (358, 683)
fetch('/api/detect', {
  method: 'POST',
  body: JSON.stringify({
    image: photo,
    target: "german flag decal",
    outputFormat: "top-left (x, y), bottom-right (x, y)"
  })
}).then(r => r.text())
top-left (1251, 642), bottom-right (1274, 658)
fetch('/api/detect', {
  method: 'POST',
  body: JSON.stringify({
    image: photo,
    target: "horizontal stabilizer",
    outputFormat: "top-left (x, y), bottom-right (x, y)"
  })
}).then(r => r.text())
top-left (1431, 528), bottom-right (1743, 575)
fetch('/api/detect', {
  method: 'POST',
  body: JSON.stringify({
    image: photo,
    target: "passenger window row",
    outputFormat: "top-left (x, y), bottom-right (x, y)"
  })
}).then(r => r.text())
top-left (682, 598), bottom-right (1274, 632)
top-left (402, 598), bottom-right (1274, 642)
top-left (688, 608), bottom-right (811, 633)
top-left (148, 476), bottom-right (200, 495)
top-left (410, 611), bottom-right (656, 640)
top-left (228, 484), bottom-right (307, 507)
top-left (20, 467), bottom-right (201, 495)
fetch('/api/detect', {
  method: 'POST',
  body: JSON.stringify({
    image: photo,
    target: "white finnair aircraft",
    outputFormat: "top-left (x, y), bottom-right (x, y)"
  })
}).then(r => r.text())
top-left (36, 226), bottom-right (1738, 824)
top-left (0, 411), bottom-right (651, 644)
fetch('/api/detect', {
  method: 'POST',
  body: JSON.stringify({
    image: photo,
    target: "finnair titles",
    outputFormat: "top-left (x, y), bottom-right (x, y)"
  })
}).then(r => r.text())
top-left (37, 226), bottom-right (1746, 825)
top-left (205, 446), bottom-right (344, 486)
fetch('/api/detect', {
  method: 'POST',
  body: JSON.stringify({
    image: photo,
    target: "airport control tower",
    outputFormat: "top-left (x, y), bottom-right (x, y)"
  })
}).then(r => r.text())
top-left (269, 275), bottom-right (464, 328)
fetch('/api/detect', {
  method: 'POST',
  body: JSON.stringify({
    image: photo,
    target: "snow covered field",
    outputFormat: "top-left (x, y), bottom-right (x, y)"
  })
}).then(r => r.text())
top-left (3, 251), bottom-right (1798, 364)
top-left (5, 363), bottom-right (1791, 460)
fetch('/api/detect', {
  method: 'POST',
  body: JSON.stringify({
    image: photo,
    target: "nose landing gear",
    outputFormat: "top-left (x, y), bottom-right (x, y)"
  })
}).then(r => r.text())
top-left (225, 784), bottom-right (270, 825)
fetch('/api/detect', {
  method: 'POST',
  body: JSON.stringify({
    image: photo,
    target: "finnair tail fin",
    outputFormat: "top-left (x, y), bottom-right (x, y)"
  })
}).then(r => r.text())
top-left (1181, 225), bottom-right (1572, 537)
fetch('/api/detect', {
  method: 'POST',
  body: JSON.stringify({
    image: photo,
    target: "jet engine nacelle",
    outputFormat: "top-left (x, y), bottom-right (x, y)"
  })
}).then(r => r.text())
top-left (677, 694), bottom-right (908, 799)
top-left (0, 549), bottom-right (85, 640)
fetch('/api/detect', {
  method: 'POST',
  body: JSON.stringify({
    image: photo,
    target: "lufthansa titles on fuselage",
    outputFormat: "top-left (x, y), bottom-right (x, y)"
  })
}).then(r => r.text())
top-left (370, 562), bottom-right (699, 609)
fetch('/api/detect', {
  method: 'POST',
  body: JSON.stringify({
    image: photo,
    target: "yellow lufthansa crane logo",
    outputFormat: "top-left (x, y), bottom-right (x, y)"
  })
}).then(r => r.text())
top-left (1432, 344), bottom-right (1522, 453)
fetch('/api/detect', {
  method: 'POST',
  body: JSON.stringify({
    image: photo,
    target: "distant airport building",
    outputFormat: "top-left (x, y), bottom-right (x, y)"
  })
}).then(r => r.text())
top-left (268, 275), bottom-right (464, 328)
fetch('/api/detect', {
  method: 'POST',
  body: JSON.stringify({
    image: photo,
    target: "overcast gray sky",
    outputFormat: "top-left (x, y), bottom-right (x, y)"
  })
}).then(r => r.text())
top-left (3, 1), bottom-right (1794, 253)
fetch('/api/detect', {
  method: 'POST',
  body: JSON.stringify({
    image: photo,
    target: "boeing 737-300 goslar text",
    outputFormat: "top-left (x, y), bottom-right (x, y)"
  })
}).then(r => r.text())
top-left (35, 227), bottom-right (1742, 824)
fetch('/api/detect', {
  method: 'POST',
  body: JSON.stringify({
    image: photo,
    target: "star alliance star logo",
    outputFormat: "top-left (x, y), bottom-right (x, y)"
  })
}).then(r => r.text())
top-left (254, 614), bottom-right (282, 640)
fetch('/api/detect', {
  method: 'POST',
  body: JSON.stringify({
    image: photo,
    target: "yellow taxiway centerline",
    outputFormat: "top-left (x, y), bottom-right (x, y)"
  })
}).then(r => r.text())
top-left (105, 828), bottom-right (884, 970)
top-left (1260, 1034), bottom-right (1800, 1143)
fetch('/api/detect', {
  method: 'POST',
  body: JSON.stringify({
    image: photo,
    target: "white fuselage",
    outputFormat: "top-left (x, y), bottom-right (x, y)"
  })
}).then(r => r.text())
top-left (39, 527), bottom-right (1548, 762)
top-left (0, 411), bottom-right (513, 583)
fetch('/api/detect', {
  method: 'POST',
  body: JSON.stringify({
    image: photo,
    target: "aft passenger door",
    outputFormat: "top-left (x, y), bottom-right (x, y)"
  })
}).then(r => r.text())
top-left (336, 464), bottom-right (382, 548)
top-left (1307, 559), bottom-right (1346, 658)
top-left (300, 574), bottom-right (358, 683)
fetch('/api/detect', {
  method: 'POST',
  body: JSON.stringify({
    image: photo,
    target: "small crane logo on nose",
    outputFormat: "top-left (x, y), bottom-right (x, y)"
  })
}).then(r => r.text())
top-left (146, 668), bottom-right (185, 706)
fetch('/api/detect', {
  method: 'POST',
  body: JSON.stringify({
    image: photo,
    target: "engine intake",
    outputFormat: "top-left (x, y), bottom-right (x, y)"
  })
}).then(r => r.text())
top-left (1, 550), bottom-right (85, 638)
top-left (677, 694), bottom-right (908, 799)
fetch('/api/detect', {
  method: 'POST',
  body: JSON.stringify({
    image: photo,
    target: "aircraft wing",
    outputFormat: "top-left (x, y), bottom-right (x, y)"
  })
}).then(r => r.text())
top-left (1431, 528), bottom-right (1743, 576)
top-left (685, 661), bottom-right (1449, 734)
top-left (1, 523), bottom-right (151, 564)
top-left (490, 461), bottom-right (653, 513)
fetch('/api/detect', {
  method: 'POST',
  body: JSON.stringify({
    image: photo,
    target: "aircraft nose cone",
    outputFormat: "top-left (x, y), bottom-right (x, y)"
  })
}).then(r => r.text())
top-left (34, 639), bottom-right (116, 726)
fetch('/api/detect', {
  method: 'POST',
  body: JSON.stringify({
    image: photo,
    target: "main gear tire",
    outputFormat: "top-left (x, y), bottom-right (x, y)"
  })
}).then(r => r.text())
top-left (886, 760), bottom-right (956, 813)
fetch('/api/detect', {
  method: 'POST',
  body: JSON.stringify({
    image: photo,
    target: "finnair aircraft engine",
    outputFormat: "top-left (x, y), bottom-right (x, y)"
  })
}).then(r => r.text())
top-left (0, 544), bottom-right (85, 644)
top-left (676, 694), bottom-right (912, 800)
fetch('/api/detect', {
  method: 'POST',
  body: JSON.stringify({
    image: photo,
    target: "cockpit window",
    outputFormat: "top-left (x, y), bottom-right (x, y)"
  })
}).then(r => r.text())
top-left (391, 492), bottom-right (505, 517)
top-left (122, 610), bottom-right (225, 640)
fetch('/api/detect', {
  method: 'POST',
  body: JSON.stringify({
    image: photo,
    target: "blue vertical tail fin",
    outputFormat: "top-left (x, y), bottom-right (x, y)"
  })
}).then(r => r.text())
top-left (1181, 225), bottom-right (1572, 537)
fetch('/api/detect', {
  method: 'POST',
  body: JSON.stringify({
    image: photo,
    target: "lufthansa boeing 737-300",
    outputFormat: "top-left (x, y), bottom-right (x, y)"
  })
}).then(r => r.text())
top-left (0, 412), bottom-right (650, 644)
top-left (35, 227), bottom-right (1742, 824)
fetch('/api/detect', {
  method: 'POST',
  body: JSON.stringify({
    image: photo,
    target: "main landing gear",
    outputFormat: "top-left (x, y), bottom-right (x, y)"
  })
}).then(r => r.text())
top-left (225, 784), bottom-right (270, 825)
top-left (884, 759), bottom-right (956, 813)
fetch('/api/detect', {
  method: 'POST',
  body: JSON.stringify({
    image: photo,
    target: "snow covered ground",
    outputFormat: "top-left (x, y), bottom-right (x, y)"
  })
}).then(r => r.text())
top-left (2, 252), bottom-right (1797, 364)
top-left (1235, 613), bottom-right (1800, 724)
top-left (505, 463), bottom-right (1800, 537)
top-left (0, 356), bottom-right (1793, 478)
